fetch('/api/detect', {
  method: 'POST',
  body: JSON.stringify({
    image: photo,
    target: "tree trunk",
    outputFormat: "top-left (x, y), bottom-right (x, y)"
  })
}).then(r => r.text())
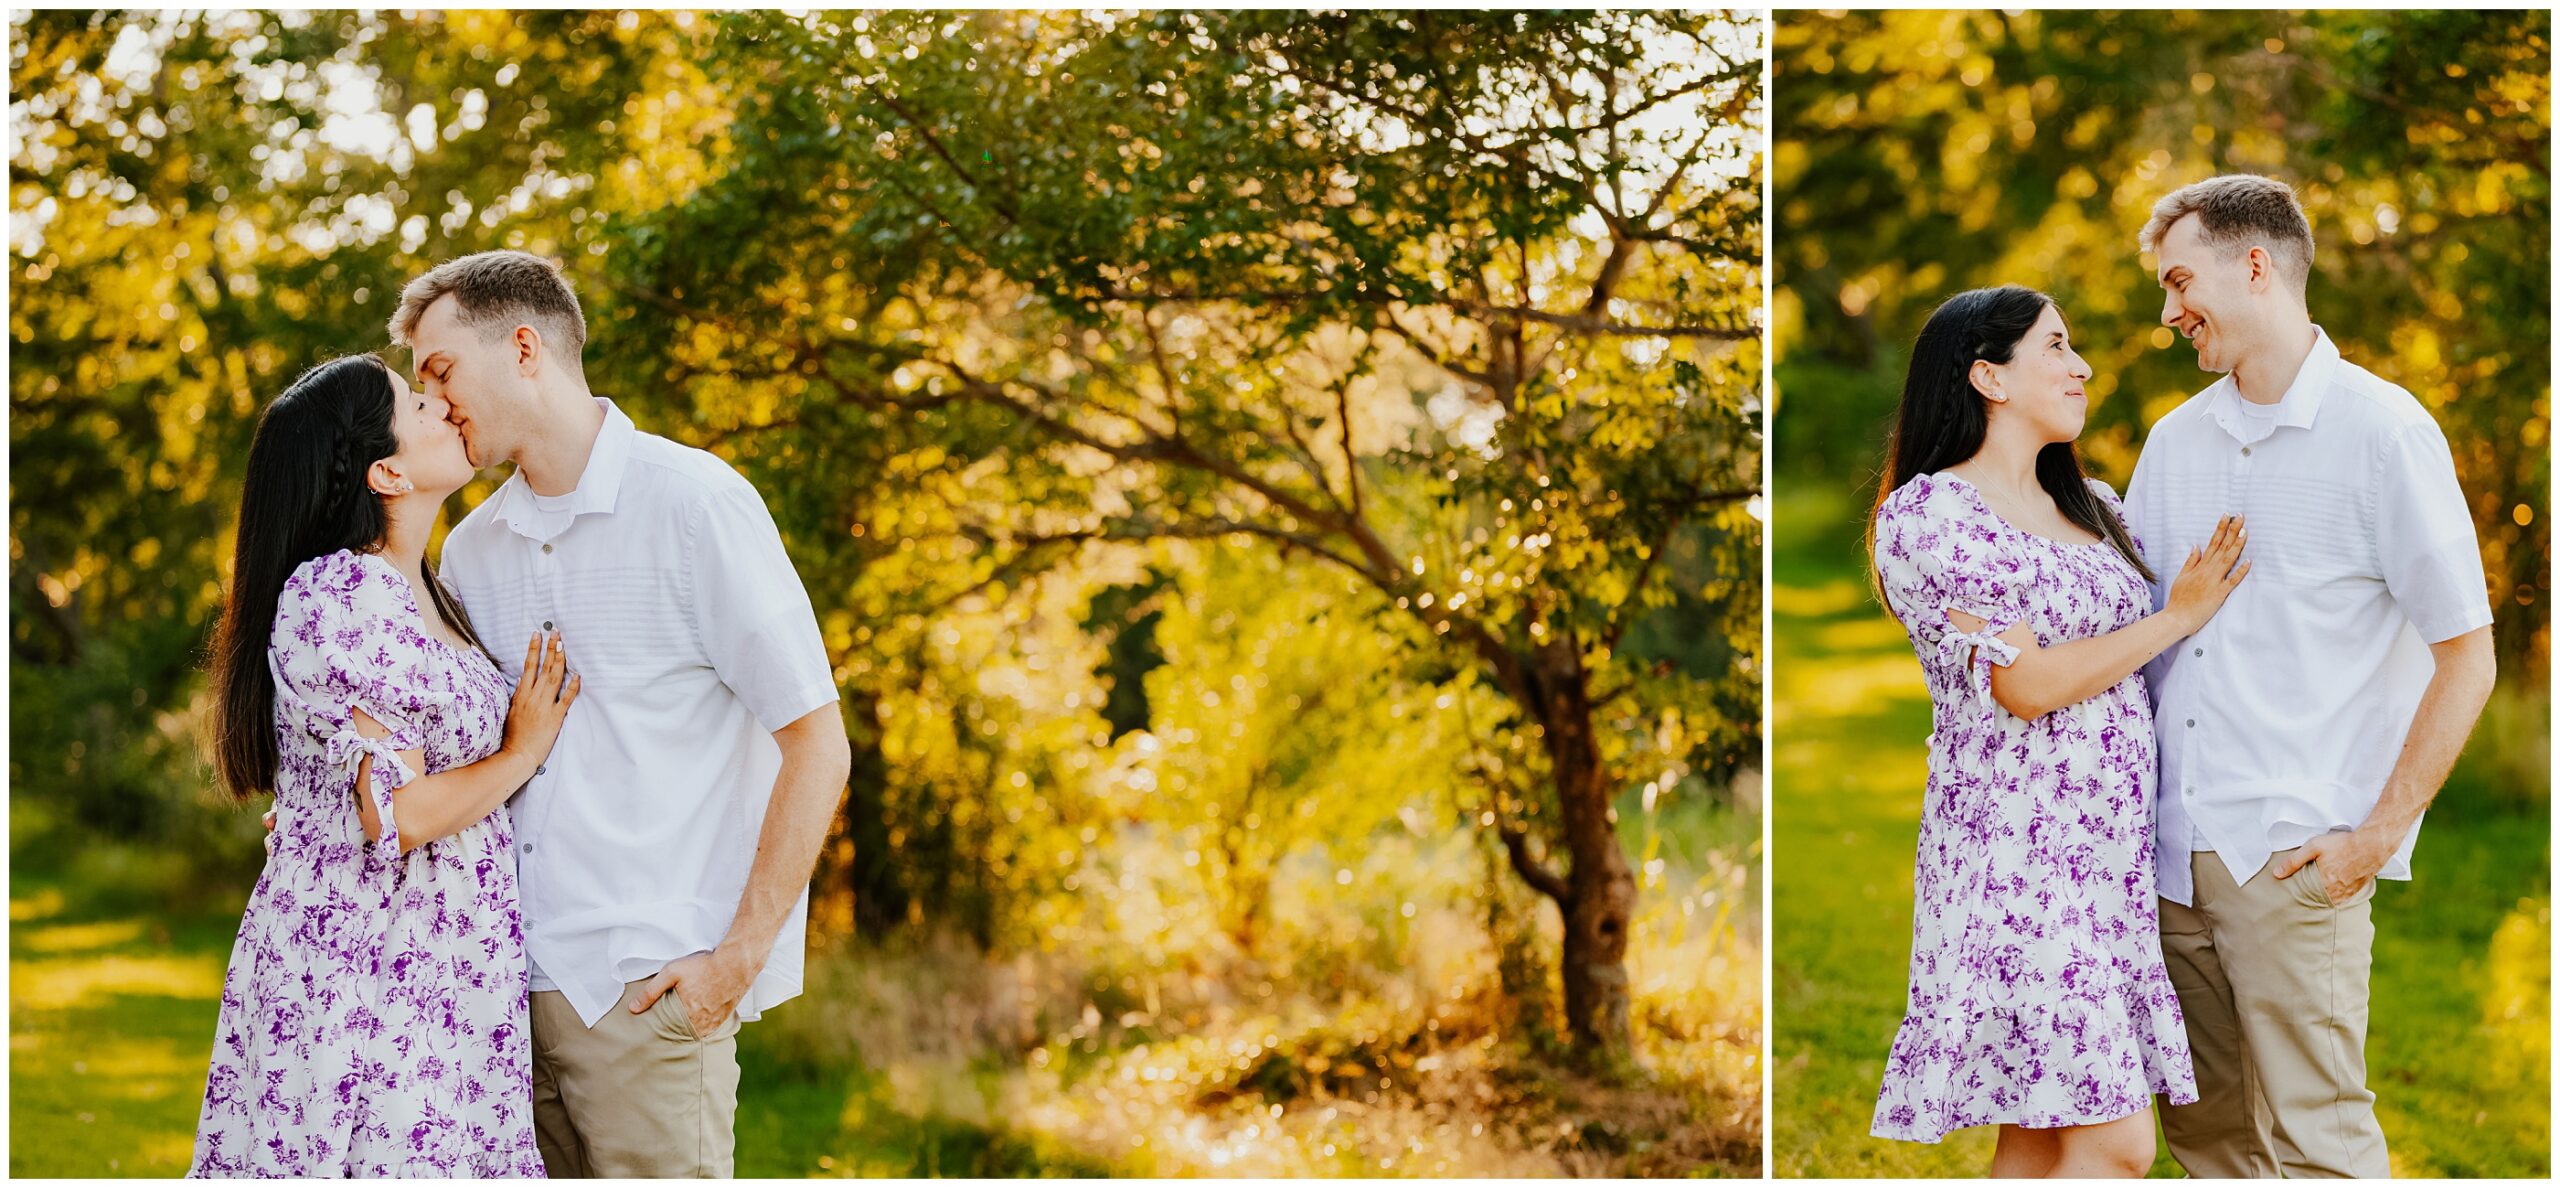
top-left (839, 688), bottom-right (908, 939)
top-left (1541, 648), bottom-right (1636, 1058)
top-left (1489, 638), bottom-right (1639, 1061)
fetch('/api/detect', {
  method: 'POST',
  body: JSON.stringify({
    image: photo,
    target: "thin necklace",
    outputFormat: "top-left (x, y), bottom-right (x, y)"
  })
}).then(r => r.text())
top-left (1957, 467), bottom-right (2039, 512)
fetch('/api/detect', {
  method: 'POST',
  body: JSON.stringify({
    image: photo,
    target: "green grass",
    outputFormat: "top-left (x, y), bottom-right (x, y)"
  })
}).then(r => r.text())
top-left (9, 875), bottom-right (242, 1176)
top-left (7, 863), bottom-right (1126, 1178)
top-left (1771, 481), bottom-right (2551, 1178)
top-left (735, 1069), bottom-right (1126, 1178)
top-left (11, 800), bottom-right (1758, 1177)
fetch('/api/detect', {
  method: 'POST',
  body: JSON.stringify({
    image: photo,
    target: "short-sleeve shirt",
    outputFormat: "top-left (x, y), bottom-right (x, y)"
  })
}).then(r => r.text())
top-left (441, 399), bottom-right (840, 1027)
top-left (2126, 327), bottom-right (2492, 906)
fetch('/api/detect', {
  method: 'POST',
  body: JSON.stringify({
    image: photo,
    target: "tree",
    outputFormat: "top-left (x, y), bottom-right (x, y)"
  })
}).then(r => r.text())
top-left (9, 10), bottom-right (1763, 1063)
top-left (1774, 9), bottom-right (2549, 678)
top-left (602, 9), bottom-right (1764, 1057)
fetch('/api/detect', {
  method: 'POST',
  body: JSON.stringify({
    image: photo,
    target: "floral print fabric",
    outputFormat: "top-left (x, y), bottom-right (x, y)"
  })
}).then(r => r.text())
top-left (191, 549), bottom-right (543, 1177)
top-left (1867, 473), bottom-right (2197, 1142)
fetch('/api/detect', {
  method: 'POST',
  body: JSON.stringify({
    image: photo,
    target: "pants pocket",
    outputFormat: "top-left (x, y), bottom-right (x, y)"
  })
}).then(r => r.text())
top-left (529, 992), bottom-right (569, 1060)
top-left (653, 986), bottom-right (699, 1042)
top-left (652, 986), bottom-right (743, 1044)
top-left (2282, 855), bottom-right (2335, 909)
top-left (2283, 854), bottom-right (2375, 911)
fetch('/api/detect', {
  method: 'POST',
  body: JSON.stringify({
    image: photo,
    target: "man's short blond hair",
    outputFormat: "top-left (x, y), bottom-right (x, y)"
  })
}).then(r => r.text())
top-left (2139, 174), bottom-right (2315, 296)
top-left (389, 250), bottom-right (587, 371)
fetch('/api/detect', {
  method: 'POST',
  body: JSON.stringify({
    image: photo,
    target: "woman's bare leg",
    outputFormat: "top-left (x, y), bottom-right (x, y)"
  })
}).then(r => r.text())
top-left (1989, 1124), bottom-right (2061, 1178)
top-left (2048, 1110), bottom-right (2156, 1178)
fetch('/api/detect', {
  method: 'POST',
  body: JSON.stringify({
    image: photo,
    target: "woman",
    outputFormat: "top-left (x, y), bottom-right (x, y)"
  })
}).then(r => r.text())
top-left (192, 354), bottom-right (578, 1177)
top-left (1865, 286), bottom-right (2247, 1177)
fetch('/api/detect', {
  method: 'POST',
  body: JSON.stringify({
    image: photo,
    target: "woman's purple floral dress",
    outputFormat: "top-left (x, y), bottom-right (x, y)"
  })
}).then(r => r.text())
top-left (1868, 473), bottom-right (2197, 1142)
top-left (191, 550), bottom-right (544, 1177)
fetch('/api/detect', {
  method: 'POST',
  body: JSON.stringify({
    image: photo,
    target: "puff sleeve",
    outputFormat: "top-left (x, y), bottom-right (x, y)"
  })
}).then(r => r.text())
top-left (1873, 474), bottom-right (2031, 728)
top-left (270, 551), bottom-right (434, 859)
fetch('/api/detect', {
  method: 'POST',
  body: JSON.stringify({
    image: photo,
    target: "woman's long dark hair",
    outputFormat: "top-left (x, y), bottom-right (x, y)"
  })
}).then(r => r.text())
top-left (1867, 285), bottom-right (2153, 604)
top-left (210, 354), bottom-right (485, 800)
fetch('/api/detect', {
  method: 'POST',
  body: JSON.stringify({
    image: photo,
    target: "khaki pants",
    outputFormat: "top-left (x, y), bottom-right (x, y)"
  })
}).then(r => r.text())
top-left (529, 979), bottom-right (742, 1178)
top-left (2158, 846), bottom-right (2389, 1179)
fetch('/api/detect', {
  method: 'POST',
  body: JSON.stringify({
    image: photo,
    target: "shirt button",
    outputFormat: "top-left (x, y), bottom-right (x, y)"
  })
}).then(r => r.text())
top-left (543, 620), bottom-right (554, 631)
top-left (2241, 447), bottom-right (2252, 457)
top-left (2186, 719), bottom-right (2196, 727)
top-left (521, 842), bottom-right (533, 854)
top-left (542, 543), bottom-right (554, 555)
top-left (535, 764), bottom-right (546, 776)
top-left (2192, 647), bottom-right (2203, 657)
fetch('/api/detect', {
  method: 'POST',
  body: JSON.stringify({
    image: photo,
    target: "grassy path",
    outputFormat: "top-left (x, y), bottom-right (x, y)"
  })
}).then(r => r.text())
top-left (1771, 483), bottom-right (2550, 1177)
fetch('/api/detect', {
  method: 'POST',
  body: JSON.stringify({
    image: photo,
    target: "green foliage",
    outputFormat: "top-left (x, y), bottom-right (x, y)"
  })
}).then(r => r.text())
top-left (598, 12), bottom-right (1763, 943)
top-left (558, 13), bottom-right (1767, 1027)
top-left (1773, 9), bottom-right (2550, 679)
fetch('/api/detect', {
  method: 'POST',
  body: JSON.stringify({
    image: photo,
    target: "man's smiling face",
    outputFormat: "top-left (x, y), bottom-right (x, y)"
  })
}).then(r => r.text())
top-left (2154, 212), bottom-right (2255, 376)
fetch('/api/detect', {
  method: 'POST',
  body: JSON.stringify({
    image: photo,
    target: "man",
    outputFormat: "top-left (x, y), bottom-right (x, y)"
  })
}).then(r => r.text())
top-left (2126, 174), bottom-right (2497, 1178)
top-left (390, 250), bottom-right (852, 1176)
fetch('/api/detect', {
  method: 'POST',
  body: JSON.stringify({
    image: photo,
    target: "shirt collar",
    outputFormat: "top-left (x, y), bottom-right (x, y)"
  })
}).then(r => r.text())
top-left (2204, 324), bottom-right (2339, 444)
top-left (493, 398), bottom-right (636, 541)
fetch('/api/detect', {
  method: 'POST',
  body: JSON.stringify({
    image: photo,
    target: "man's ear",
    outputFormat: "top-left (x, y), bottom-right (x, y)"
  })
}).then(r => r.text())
top-left (515, 324), bottom-right (541, 376)
top-left (2246, 246), bottom-right (2276, 294)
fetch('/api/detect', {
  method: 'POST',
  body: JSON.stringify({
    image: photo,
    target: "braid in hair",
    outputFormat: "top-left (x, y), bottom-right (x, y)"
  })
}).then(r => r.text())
top-left (211, 354), bottom-right (406, 799)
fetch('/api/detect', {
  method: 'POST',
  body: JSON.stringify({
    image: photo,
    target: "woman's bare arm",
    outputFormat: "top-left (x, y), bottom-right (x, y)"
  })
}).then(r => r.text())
top-left (1954, 515), bottom-right (2250, 721)
top-left (349, 632), bottom-right (581, 852)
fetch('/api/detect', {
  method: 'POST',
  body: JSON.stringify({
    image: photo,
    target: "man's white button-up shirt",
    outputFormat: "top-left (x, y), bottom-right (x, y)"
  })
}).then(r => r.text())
top-left (2128, 327), bottom-right (2490, 907)
top-left (443, 399), bottom-right (840, 1027)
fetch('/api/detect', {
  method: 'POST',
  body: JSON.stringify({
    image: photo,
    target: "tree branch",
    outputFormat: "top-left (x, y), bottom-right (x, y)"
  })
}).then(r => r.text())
top-left (584, 280), bottom-right (1547, 720)
top-left (993, 517), bottom-right (1380, 584)
top-left (861, 83), bottom-right (1024, 224)
top-left (1098, 287), bottom-right (1756, 340)
top-left (1620, 227), bottom-right (1756, 266)
top-left (1335, 368), bottom-right (1361, 521)
top-left (1453, 680), bottom-right (1573, 906)
top-left (1274, 405), bottom-right (1345, 512)
top-left (1375, 307), bottom-right (1498, 391)
top-left (1138, 306), bottom-right (1185, 440)
top-left (1498, 824), bottom-right (1574, 905)
top-left (1602, 517), bottom-right (1682, 655)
